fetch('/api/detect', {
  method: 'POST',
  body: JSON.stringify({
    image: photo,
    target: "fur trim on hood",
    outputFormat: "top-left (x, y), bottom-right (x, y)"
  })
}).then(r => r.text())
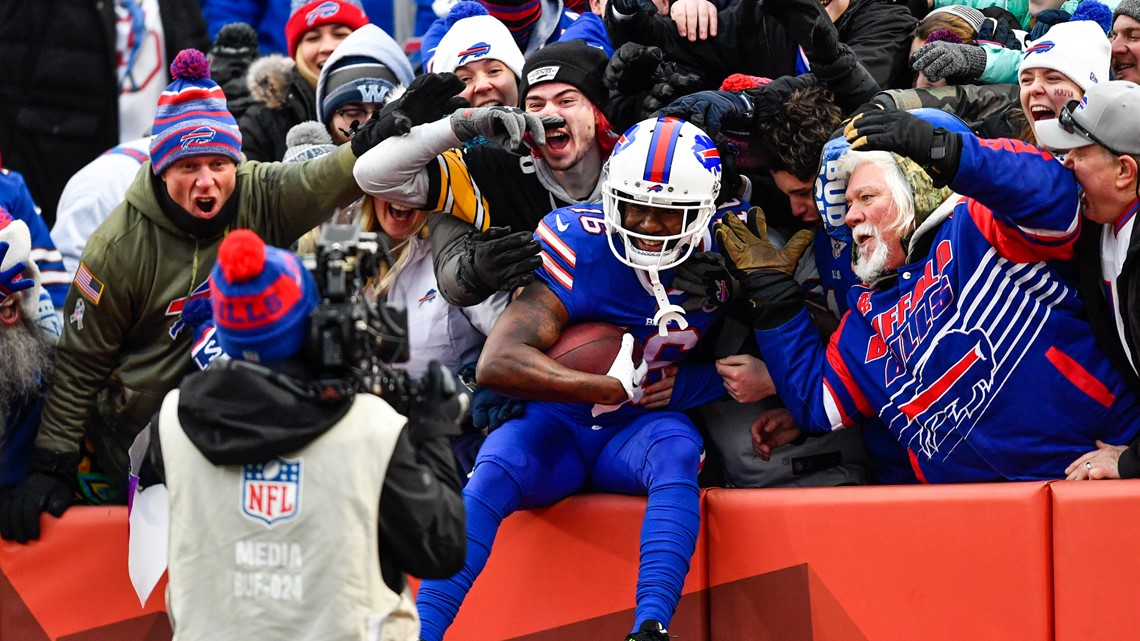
top-left (246, 54), bottom-right (295, 110)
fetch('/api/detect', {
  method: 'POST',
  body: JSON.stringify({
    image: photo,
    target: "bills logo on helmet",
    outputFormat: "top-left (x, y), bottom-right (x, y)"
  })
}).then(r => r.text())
top-left (242, 457), bottom-right (302, 527)
top-left (458, 42), bottom-right (492, 65)
top-left (613, 124), bottom-right (639, 156)
top-left (692, 134), bottom-right (721, 175)
top-left (1023, 41), bottom-right (1055, 57)
top-left (307, 1), bottom-right (341, 25)
top-left (646, 184), bottom-right (664, 192)
top-left (180, 126), bottom-right (217, 149)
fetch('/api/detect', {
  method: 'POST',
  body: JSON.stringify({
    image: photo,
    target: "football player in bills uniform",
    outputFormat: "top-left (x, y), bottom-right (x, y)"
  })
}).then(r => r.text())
top-left (414, 117), bottom-right (744, 641)
top-left (723, 107), bottom-right (1140, 483)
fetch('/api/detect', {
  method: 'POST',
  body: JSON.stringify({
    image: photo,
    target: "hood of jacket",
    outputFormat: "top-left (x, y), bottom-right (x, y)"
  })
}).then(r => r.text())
top-left (176, 359), bottom-right (354, 466)
top-left (315, 24), bottom-right (416, 125)
top-left (247, 54), bottom-right (297, 110)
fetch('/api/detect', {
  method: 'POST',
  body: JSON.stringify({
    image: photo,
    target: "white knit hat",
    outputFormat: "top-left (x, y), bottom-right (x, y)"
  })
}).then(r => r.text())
top-left (1019, 20), bottom-right (1111, 92)
top-left (429, 14), bottom-right (524, 80)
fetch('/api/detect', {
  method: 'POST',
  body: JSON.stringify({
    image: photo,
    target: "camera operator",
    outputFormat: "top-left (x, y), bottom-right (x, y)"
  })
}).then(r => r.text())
top-left (130, 229), bottom-right (466, 641)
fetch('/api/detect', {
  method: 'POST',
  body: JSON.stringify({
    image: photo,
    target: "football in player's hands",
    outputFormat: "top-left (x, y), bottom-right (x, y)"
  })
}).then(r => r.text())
top-left (546, 322), bottom-right (645, 375)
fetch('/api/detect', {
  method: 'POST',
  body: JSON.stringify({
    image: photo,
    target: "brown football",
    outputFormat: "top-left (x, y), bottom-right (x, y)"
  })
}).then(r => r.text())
top-left (546, 322), bottom-right (645, 376)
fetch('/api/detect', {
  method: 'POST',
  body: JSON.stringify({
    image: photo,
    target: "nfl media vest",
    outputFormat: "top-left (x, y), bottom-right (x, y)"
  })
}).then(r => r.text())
top-left (159, 391), bottom-right (418, 641)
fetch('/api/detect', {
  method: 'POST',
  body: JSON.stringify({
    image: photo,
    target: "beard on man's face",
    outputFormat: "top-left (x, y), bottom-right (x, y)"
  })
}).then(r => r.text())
top-left (0, 308), bottom-right (54, 412)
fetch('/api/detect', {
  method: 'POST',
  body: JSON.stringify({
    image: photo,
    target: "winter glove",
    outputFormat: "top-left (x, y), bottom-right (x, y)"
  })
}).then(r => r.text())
top-left (210, 22), bottom-right (259, 66)
top-left (0, 450), bottom-right (77, 543)
top-left (0, 241), bottom-right (33, 300)
top-left (611, 0), bottom-right (659, 15)
top-left (408, 361), bottom-right (469, 444)
top-left (457, 226), bottom-right (543, 294)
top-left (1028, 9), bottom-right (1071, 41)
top-left (641, 64), bottom-right (703, 117)
top-left (743, 74), bottom-right (815, 122)
top-left (714, 209), bottom-right (813, 329)
top-left (604, 42), bottom-right (665, 94)
top-left (675, 251), bottom-right (737, 312)
top-left (351, 72), bottom-right (469, 156)
top-left (764, 0), bottom-right (842, 61)
top-left (450, 106), bottom-right (563, 151)
top-left (715, 133), bottom-right (743, 203)
top-left (976, 16), bottom-right (1021, 50)
top-left (592, 333), bottom-right (649, 417)
top-left (470, 386), bottom-right (527, 431)
top-left (844, 106), bottom-right (962, 187)
top-left (654, 90), bottom-right (755, 139)
top-left (909, 41), bottom-right (987, 83)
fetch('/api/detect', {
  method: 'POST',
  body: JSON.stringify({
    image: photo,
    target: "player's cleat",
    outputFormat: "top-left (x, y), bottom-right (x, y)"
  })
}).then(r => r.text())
top-left (625, 619), bottom-right (670, 641)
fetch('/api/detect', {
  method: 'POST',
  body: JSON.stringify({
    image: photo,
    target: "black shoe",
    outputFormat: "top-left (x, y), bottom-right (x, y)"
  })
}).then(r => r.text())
top-left (625, 620), bottom-right (670, 641)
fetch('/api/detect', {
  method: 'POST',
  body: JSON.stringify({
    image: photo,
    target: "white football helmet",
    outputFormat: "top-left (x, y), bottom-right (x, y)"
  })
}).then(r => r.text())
top-left (602, 117), bottom-right (722, 273)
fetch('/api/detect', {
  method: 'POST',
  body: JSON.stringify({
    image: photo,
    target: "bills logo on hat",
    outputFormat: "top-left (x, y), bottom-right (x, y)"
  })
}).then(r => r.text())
top-left (458, 42), bottom-right (492, 65)
top-left (1023, 41), bottom-right (1055, 57)
top-left (242, 457), bottom-right (302, 527)
top-left (307, 1), bottom-right (341, 25)
top-left (180, 126), bottom-right (218, 149)
top-left (692, 134), bottom-right (722, 175)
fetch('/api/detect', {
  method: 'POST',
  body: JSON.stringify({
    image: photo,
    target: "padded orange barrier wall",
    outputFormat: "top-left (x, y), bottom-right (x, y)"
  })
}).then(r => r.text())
top-left (10, 481), bottom-right (1133, 641)
top-left (704, 483), bottom-right (1054, 641)
top-left (1051, 479), bottom-right (1140, 641)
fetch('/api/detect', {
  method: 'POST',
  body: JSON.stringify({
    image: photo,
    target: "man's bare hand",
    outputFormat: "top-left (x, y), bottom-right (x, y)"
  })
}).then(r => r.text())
top-left (751, 408), bottom-right (800, 460)
top-left (670, 0), bottom-right (718, 41)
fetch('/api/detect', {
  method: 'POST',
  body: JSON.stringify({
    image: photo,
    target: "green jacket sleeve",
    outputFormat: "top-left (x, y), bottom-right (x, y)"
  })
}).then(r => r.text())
top-left (979, 44), bottom-right (1021, 85)
top-left (242, 143), bottom-right (364, 248)
top-left (36, 229), bottom-right (136, 458)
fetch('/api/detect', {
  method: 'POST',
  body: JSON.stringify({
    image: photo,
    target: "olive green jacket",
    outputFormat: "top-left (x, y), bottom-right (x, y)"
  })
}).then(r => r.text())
top-left (36, 143), bottom-right (362, 482)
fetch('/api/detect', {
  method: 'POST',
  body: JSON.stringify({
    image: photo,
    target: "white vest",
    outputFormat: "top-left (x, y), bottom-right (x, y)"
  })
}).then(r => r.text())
top-left (159, 390), bottom-right (420, 641)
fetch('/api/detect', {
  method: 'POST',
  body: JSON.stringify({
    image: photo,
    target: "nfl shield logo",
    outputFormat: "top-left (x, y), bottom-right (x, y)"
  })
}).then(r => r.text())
top-left (241, 457), bottom-right (302, 527)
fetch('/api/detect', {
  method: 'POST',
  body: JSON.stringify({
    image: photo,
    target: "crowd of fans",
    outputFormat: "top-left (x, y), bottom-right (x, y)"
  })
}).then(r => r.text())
top-left (3, 0), bottom-right (1140, 637)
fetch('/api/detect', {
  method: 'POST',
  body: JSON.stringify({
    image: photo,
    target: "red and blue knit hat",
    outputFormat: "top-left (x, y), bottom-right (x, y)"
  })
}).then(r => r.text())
top-left (285, 0), bottom-right (370, 57)
top-left (149, 49), bottom-right (243, 175)
top-left (478, 0), bottom-right (541, 50)
top-left (209, 230), bottom-right (318, 363)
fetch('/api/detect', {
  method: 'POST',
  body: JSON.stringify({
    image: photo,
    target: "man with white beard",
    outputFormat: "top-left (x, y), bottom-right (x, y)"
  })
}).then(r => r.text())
top-left (715, 107), bottom-right (1140, 482)
top-left (0, 215), bottom-right (60, 521)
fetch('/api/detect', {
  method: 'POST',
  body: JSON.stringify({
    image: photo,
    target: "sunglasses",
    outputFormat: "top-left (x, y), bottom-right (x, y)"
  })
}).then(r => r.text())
top-left (1058, 99), bottom-right (1124, 157)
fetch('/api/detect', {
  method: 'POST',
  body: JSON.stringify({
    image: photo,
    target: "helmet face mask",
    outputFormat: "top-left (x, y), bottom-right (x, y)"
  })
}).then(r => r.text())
top-left (602, 117), bottom-right (721, 273)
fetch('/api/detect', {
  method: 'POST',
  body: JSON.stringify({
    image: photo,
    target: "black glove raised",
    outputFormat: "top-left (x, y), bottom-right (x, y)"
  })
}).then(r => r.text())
top-left (604, 42), bottom-right (664, 94)
top-left (408, 361), bottom-right (469, 444)
top-left (714, 209), bottom-right (813, 329)
top-left (765, 0), bottom-right (842, 62)
top-left (0, 450), bottom-right (77, 543)
top-left (653, 90), bottom-right (755, 139)
top-left (642, 64), bottom-right (703, 118)
top-left (457, 226), bottom-right (543, 294)
top-left (351, 72), bottom-right (469, 156)
top-left (675, 251), bottom-right (737, 312)
top-left (843, 106), bottom-right (962, 186)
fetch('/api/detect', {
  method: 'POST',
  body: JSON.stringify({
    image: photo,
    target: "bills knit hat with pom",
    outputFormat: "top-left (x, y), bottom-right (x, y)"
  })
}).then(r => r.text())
top-left (430, 2), bottom-right (525, 80)
top-left (209, 229), bottom-right (318, 362)
top-left (1019, 19), bottom-right (1110, 92)
top-left (149, 49), bottom-right (243, 175)
top-left (285, 0), bottom-right (370, 58)
top-left (518, 40), bottom-right (610, 111)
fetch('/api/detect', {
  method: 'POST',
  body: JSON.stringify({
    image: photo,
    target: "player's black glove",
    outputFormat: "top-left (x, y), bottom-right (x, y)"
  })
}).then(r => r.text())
top-left (654, 90), bottom-right (755, 140)
top-left (351, 72), bottom-right (470, 156)
top-left (843, 106), bottom-right (962, 187)
top-left (605, 43), bottom-right (664, 94)
top-left (408, 361), bottom-right (469, 444)
top-left (641, 64), bottom-right (703, 117)
top-left (457, 226), bottom-right (543, 294)
top-left (764, 0), bottom-right (842, 62)
top-left (714, 209), bottom-right (813, 330)
top-left (0, 450), bottom-right (77, 543)
top-left (675, 251), bottom-right (737, 312)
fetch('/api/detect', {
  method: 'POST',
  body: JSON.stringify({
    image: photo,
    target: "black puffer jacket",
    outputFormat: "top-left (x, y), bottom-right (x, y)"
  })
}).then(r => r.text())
top-left (237, 55), bottom-right (317, 162)
top-left (834, 0), bottom-right (917, 91)
top-left (0, 0), bottom-right (208, 227)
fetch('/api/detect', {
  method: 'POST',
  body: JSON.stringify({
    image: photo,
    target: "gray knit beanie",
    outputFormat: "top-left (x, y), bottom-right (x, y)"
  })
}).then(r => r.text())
top-left (1115, 0), bottom-right (1140, 24)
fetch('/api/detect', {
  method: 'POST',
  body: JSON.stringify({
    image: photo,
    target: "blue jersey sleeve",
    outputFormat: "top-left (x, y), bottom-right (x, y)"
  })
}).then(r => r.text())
top-left (951, 135), bottom-right (1080, 262)
top-left (0, 170), bottom-right (67, 308)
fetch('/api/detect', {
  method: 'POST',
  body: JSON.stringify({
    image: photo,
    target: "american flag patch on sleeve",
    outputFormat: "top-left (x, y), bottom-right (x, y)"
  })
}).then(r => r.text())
top-left (75, 263), bottom-right (104, 305)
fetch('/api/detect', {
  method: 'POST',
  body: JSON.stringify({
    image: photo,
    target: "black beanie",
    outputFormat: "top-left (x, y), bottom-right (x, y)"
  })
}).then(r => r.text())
top-left (518, 40), bottom-right (610, 113)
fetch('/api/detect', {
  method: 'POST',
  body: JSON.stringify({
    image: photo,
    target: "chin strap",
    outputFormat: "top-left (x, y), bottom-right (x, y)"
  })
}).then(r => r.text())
top-left (648, 267), bottom-right (688, 337)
